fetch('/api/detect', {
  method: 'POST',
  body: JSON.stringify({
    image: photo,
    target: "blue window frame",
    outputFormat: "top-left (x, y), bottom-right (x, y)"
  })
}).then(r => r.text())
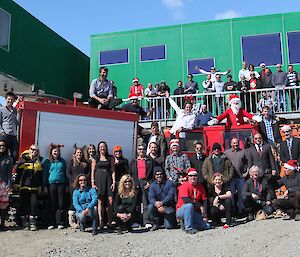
top-left (99, 49), bottom-right (128, 66)
top-left (140, 45), bottom-right (166, 62)
top-left (241, 33), bottom-right (282, 66)
top-left (187, 58), bottom-right (215, 75)
top-left (0, 8), bottom-right (11, 51)
top-left (287, 31), bottom-right (300, 64)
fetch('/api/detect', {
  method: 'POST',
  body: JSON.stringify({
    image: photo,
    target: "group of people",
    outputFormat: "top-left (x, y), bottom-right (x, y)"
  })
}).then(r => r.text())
top-left (88, 63), bottom-right (299, 120)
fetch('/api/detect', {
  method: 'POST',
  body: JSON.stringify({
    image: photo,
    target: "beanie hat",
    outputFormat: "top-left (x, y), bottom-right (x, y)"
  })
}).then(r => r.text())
top-left (212, 143), bottom-right (222, 151)
top-left (113, 145), bottom-right (122, 152)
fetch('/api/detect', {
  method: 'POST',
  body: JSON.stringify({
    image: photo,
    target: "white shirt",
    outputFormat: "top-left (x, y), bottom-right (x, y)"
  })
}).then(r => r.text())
top-left (168, 97), bottom-right (195, 135)
top-left (199, 69), bottom-right (228, 83)
top-left (146, 135), bottom-right (157, 155)
top-left (145, 87), bottom-right (157, 97)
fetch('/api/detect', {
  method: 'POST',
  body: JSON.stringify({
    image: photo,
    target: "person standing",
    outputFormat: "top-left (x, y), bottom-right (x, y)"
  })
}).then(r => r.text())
top-left (189, 141), bottom-right (206, 185)
top-left (193, 104), bottom-right (213, 127)
top-left (112, 145), bottom-right (129, 185)
top-left (173, 81), bottom-right (185, 108)
top-left (43, 144), bottom-right (67, 229)
top-left (280, 125), bottom-right (300, 164)
top-left (0, 92), bottom-right (22, 163)
top-left (225, 138), bottom-right (247, 215)
top-left (272, 64), bottom-right (288, 111)
top-left (184, 74), bottom-right (198, 94)
top-left (88, 67), bottom-right (122, 109)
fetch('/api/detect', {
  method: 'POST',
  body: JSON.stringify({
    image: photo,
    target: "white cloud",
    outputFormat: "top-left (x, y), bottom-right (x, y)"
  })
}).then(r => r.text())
top-left (215, 10), bottom-right (241, 20)
top-left (162, 0), bottom-right (185, 9)
top-left (161, 0), bottom-right (190, 20)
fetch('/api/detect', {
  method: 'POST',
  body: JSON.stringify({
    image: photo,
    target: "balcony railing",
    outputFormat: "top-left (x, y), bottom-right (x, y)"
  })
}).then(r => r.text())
top-left (122, 86), bottom-right (300, 123)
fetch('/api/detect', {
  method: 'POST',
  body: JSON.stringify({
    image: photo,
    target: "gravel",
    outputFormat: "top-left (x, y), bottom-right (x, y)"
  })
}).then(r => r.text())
top-left (1, 219), bottom-right (299, 257)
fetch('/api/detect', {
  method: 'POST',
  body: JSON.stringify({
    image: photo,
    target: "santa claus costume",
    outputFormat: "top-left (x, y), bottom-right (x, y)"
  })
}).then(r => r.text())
top-left (210, 95), bottom-right (261, 128)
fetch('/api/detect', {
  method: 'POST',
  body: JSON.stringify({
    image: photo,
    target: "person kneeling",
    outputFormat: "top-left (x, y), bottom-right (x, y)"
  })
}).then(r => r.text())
top-left (208, 173), bottom-right (232, 228)
top-left (176, 168), bottom-right (209, 234)
top-left (114, 175), bottom-right (137, 234)
top-left (73, 174), bottom-right (98, 235)
top-left (148, 166), bottom-right (177, 231)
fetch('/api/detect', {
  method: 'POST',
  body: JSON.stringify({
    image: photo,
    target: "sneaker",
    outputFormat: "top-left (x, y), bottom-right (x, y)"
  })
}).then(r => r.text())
top-left (150, 224), bottom-right (159, 232)
top-left (47, 225), bottom-right (55, 230)
top-left (294, 214), bottom-right (300, 221)
top-left (186, 228), bottom-right (197, 234)
top-left (92, 230), bottom-right (98, 236)
top-left (57, 225), bottom-right (64, 230)
top-left (30, 224), bottom-right (37, 231)
top-left (145, 223), bottom-right (152, 229)
top-left (283, 214), bottom-right (292, 220)
top-left (273, 209), bottom-right (284, 219)
top-left (131, 223), bottom-right (140, 228)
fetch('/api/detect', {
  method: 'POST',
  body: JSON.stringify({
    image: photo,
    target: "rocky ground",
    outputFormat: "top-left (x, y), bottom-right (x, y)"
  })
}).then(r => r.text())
top-left (1, 219), bottom-right (299, 257)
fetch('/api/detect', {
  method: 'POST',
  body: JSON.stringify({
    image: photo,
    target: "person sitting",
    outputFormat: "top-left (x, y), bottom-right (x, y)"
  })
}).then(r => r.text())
top-left (165, 139), bottom-right (190, 186)
top-left (176, 168), bottom-right (209, 234)
top-left (114, 174), bottom-right (137, 234)
top-left (193, 104), bottom-right (213, 127)
top-left (88, 66), bottom-right (122, 110)
top-left (14, 145), bottom-right (43, 231)
top-left (148, 166), bottom-right (177, 231)
top-left (166, 91), bottom-right (195, 136)
top-left (72, 174), bottom-right (98, 235)
top-left (121, 94), bottom-right (154, 119)
top-left (208, 173), bottom-right (232, 228)
top-left (280, 125), bottom-right (300, 164)
top-left (242, 165), bottom-right (274, 221)
top-left (273, 160), bottom-right (300, 221)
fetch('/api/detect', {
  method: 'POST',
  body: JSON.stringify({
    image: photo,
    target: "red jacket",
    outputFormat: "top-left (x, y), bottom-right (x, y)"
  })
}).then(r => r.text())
top-left (216, 108), bottom-right (253, 128)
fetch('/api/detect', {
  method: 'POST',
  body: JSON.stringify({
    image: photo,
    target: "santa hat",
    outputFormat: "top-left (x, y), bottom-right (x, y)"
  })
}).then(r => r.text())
top-left (284, 160), bottom-right (298, 170)
top-left (128, 93), bottom-right (139, 100)
top-left (132, 78), bottom-right (139, 83)
top-left (170, 139), bottom-right (180, 149)
top-left (228, 95), bottom-right (241, 105)
top-left (187, 168), bottom-right (198, 176)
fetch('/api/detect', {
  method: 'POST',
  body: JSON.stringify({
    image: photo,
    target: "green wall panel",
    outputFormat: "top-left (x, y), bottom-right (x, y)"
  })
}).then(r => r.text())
top-left (90, 12), bottom-right (300, 99)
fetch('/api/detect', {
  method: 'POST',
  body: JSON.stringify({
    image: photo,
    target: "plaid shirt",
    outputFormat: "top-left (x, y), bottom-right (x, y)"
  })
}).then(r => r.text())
top-left (263, 117), bottom-right (275, 143)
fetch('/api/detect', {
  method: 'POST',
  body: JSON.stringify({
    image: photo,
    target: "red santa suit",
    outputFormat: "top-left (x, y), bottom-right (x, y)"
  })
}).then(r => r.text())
top-left (216, 108), bottom-right (253, 127)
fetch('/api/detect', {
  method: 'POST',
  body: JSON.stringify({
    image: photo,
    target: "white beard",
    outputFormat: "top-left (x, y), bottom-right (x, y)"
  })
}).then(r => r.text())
top-left (231, 103), bottom-right (241, 115)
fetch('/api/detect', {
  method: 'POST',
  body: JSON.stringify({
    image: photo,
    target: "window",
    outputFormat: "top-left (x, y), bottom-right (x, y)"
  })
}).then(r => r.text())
top-left (99, 49), bottom-right (128, 65)
top-left (241, 33), bottom-right (282, 67)
top-left (0, 8), bottom-right (11, 51)
top-left (179, 131), bottom-right (204, 152)
top-left (187, 58), bottom-right (215, 75)
top-left (140, 45), bottom-right (166, 62)
top-left (287, 31), bottom-right (300, 64)
top-left (224, 130), bottom-right (253, 150)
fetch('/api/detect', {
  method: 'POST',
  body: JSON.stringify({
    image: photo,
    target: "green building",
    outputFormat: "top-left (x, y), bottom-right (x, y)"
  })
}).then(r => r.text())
top-left (0, 0), bottom-right (89, 99)
top-left (90, 12), bottom-right (300, 99)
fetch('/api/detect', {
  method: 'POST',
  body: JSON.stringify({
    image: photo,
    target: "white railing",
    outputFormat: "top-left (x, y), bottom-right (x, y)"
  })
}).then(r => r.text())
top-left (122, 86), bottom-right (300, 123)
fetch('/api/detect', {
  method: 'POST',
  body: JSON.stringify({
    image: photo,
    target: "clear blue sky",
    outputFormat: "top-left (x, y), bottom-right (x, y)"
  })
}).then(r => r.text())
top-left (12, 0), bottom-right (300, 56)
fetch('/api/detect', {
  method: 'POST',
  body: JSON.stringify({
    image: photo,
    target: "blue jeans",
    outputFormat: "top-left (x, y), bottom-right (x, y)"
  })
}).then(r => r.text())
top-left (76, 207), bottom-right (98, 231)
top-left (148, 204), bottom-right (176, 229)
top-left (176, 203), bottom-right (207, 231)
top-left (230, 178), bottom-right (245, 213)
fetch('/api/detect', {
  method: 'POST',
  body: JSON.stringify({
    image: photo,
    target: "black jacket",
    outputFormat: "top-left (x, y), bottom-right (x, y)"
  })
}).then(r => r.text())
top-left (242, 177), bottom-right (274, 201)
top-left (280, 137), bottom-right (300, 164)
top-left (190, 154), bottom-right (206, 184)
top-left (143, 133), bottom-right (168, 158)
top-left (129, 157), bottom-right (155, 187)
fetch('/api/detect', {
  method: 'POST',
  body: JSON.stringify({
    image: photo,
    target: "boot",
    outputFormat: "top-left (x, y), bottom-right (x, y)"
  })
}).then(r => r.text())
top-left (68, 210), bottom-right (79, 229)
top-left (29, 216), bottom-right (37, 231)
top-left (21, 216), bottom-right (30, 230)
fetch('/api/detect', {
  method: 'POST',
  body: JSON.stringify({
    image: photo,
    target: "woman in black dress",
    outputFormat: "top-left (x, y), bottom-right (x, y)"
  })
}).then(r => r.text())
top-left (208, 172), bottom-right (232, 228)
top-left (91, 141), bottom-right (116, 228)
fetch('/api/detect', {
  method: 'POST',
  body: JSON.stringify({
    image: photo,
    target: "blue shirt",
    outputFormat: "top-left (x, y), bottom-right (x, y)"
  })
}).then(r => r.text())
top-left (193, 111), bottom-right (213, 127)
top-left (42, 158), bottom-right (67, 185)
top-left (89, 78), bottom-right (113, 98)
top-left (263, 117), bottom-right (275, 143)
top-left (73, 187), bottom-right (98, 213)
top-left (148, 180), bottom-right (175, 206)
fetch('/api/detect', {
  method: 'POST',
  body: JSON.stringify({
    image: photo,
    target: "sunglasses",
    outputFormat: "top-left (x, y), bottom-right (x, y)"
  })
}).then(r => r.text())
top-left (283, 131), bottom-right (291, 133)
top-left (79, 179), bottom-right (87, 182)
top-left (189, 175), bottom-right (198, 177)
top-left (124, 180), bottom-right (132, 183)
top-left (115, 150), bottom-right (122, 153)
top-left (254, 137), bottom-right (262, 140)
top-left (30, 148), bottom-right (38, 151)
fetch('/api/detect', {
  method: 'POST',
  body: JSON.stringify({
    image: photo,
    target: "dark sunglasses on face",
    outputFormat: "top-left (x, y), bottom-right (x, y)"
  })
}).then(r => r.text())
top-left (189, 175), bottom-right (198, 177)
top-left (115, 150), bottom-right (122, 153)
top-left (124, 180), bottom-right (132, 183)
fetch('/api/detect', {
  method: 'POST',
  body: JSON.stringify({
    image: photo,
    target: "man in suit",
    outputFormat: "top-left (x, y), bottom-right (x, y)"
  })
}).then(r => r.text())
top-left (189, 141), bottom-right (206, 185)
top-left (143, 121), bottom-right (168, 158)
top-left (258, 106), bottom-right (281, 144)
top-left (246, 133), bottom-right (276, 177)
top-left (280, 125), bottom-right (300, 164)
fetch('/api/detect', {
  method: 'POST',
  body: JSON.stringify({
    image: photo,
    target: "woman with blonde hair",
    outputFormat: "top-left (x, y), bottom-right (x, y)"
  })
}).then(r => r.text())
top-left (113, 174), bottom-right (137, 234)
top-left (208, 172), bottom-right (232, 228)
